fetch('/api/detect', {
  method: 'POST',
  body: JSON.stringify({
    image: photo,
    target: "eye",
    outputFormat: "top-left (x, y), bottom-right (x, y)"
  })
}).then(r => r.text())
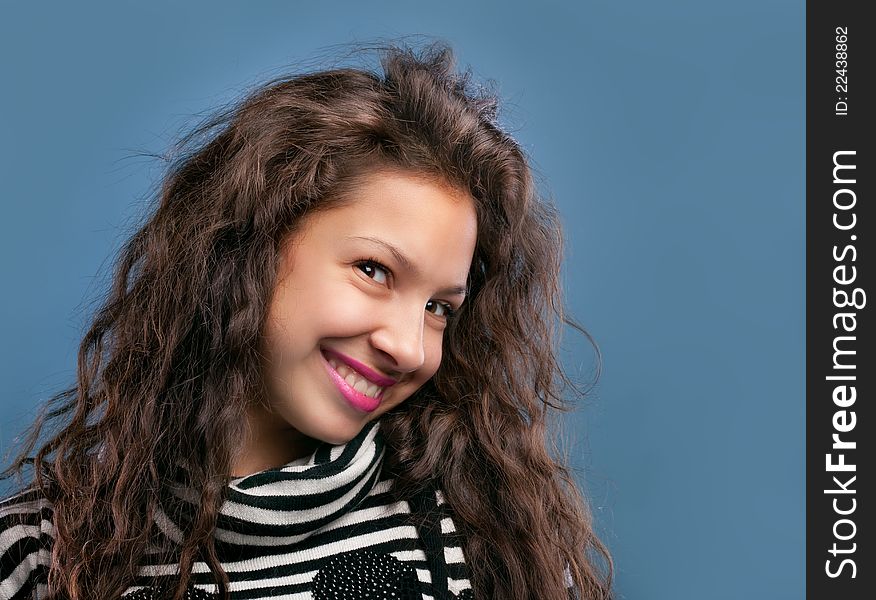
top-left (356, 259), bottom-right (390, 285)
top-left (425, 300), bottom-right (456, 320)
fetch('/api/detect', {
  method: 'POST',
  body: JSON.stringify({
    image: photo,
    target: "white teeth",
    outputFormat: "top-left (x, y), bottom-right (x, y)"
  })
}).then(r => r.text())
top-left (326, 352), bottom-right (386, 398)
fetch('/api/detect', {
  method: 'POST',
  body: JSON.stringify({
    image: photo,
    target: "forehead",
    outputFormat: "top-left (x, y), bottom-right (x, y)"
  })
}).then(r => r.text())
top-left (339, 169), bottom-right (474, 218)
top-left (292, 170), bottom-right (478, 278)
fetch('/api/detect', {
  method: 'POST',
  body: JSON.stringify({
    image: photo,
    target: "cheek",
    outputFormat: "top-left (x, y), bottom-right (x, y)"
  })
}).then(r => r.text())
top-left (269, 285), bottom-right (372, 341)
top-left (260, 318), bottom-right (297, 373)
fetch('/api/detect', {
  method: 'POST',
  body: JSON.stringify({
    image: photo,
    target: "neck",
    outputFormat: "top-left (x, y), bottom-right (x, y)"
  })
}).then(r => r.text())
top-left (231, 403), bottom-right (320, 477)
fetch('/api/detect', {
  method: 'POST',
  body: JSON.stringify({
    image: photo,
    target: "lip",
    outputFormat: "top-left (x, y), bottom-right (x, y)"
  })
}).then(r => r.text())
top-left (320, 349), bottom-right (392, 414)
top-left (320, 347), bottom-right (398, 387)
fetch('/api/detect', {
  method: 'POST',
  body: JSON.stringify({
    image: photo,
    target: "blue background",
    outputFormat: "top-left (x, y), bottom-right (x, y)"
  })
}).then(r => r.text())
top-left (0, 2), bottom-right (804, 598)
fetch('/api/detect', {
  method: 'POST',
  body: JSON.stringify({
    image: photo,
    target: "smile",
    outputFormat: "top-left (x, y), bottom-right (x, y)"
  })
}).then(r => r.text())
top-left (320, 348), bottom-right (394, 413)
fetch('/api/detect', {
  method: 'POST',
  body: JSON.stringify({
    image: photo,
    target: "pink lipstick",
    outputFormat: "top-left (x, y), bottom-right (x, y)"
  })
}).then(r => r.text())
top-left (322, 348), bottom-right (398, 387)
top-left (320, 348), bottom-right (396, 413)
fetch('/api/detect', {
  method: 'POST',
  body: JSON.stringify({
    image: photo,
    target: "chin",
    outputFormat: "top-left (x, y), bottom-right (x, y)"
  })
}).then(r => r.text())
top-left (310, 419), bottom-right (368, 446)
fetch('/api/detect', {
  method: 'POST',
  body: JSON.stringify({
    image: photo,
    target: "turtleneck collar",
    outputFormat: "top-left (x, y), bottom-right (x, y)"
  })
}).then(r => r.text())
top-left (155, 420), bottom-right (385, 548)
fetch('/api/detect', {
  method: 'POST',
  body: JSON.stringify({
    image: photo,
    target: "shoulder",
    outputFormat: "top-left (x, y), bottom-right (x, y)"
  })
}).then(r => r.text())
top-left (1, 486), bottom-right (54, 598)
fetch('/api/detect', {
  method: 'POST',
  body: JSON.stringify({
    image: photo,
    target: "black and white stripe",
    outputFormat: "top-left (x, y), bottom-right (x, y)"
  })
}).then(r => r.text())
top-left (0, 421), bottom-right (472, 599)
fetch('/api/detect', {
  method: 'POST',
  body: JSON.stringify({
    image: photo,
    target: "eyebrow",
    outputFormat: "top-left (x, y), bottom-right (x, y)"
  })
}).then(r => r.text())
top-left (346, 236), bottom-right (468, 297)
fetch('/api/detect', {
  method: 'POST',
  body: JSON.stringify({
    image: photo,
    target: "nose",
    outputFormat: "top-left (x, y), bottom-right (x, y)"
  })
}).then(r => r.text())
top-left (369, 302), bottom-right (427, 374)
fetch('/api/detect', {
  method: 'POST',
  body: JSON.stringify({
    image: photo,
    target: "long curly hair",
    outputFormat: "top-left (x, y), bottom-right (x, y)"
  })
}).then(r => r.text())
top-left (2, 42), bottom-right (612, 600)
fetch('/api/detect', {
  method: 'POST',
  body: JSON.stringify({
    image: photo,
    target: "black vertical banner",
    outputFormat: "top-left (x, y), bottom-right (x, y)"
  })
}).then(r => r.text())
top-left (807, 1), bottom-right (874, 598)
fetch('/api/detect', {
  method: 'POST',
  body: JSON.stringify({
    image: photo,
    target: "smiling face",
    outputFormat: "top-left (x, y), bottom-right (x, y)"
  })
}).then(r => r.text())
top-left (236, 170), bottom-right (478, 474)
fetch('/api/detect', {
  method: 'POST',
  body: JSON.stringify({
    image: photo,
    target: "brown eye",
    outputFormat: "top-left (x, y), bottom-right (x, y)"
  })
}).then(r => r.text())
top-left (356, 260), bottom-right (390, 284)
top-left (425, 300), bottom-right (455, 319)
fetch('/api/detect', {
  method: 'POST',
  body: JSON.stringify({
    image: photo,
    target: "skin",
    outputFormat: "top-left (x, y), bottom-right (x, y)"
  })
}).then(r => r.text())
top-left (232, 170), bottom-right (478, 476)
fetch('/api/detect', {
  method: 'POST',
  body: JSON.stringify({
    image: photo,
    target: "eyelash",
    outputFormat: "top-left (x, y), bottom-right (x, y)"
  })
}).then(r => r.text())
top-left (354, 258), bottom-right (457, 320)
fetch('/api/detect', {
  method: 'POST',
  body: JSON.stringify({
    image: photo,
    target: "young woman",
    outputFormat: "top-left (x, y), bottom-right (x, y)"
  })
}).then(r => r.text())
top-left (0, 43), bottom-right (612, 600)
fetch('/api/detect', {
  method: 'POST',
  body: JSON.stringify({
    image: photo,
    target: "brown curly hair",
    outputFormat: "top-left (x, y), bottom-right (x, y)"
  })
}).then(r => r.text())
top-left (2, 42), bottom-right (612, 600)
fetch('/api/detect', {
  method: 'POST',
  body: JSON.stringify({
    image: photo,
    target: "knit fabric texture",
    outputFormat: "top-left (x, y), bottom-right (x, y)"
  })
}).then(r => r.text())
top-left (0, 421), bottom-right (473, 599)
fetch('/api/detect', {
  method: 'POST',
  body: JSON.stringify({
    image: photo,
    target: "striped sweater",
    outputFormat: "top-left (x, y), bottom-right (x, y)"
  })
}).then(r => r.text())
top-left (0, 422), bottom-right (473, 599)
